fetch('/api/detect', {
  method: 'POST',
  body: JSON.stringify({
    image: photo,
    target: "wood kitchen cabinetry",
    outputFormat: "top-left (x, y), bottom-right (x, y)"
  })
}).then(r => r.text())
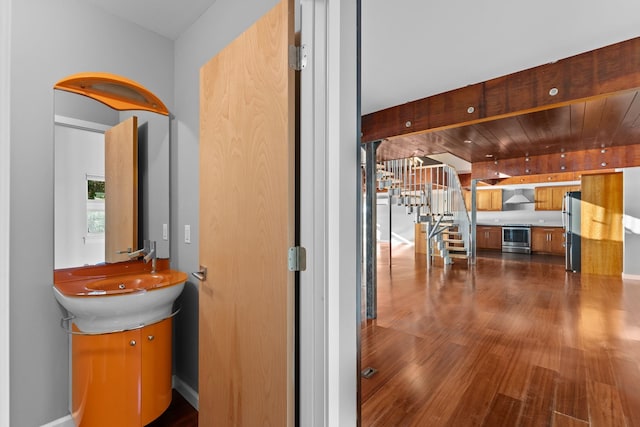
top-left (477, 189), bottom-right (502, 211)
top-left (534, 185), bottom-right (580, 210)
top-left (531, 227), bottom-right (565, 255)
top-left (476, 226), bottom-right (502, 250)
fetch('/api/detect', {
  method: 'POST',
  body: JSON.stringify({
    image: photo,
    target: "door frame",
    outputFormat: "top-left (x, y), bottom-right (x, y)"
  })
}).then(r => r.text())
top-left (299, 0), bottom-right (359, 425)
top-left (1, 0), bottom-right (11, 423)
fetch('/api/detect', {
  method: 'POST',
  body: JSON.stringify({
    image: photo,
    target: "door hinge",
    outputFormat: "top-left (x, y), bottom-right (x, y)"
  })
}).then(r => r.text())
top-left (288, 246), bottom-right (307, 272)
top-left (288, 44), bottom-right (308, 71)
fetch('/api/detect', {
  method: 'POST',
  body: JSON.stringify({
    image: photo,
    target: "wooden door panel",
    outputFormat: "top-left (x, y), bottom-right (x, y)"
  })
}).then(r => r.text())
top-left (105, 116), bottom-right (138, 263)
top-left (199, 1), bottom-right (295, 425)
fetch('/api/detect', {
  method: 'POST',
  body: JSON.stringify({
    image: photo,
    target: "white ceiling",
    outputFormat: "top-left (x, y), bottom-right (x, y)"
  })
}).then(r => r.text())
top-left (84, 0), bottom-right (218, 40)
top-left (84, 0), bottom-right (640, 116)
top-left (361, 0), bottom-right (640, 115)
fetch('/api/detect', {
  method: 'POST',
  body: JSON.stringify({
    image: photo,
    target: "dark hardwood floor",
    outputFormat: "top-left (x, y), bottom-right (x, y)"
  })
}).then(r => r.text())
top-left (361, 243), bottom-right (640, 426)
top-left (147, 390), bottom-right (197, 426)
top-left (151, 244), bottom-right (640, 426)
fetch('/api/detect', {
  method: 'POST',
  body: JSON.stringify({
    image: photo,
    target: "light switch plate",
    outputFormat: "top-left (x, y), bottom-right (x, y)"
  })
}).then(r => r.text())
top-left (163, 224), bottom-right (168, 240)
top-left (185, 225), bottom-right (191, 244)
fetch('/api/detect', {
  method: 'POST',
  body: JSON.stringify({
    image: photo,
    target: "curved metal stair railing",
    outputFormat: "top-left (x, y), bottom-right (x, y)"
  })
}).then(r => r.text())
top-left (377, 159), bottom-right (471, 266)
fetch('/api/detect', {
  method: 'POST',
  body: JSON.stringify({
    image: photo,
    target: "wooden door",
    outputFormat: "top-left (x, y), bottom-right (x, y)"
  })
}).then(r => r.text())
top-left (198, 0), bottom-right (295, 425)
top-left (581, 173), bottom-right (623, 275)
top-left (105, 116), bottom-right (138, 263)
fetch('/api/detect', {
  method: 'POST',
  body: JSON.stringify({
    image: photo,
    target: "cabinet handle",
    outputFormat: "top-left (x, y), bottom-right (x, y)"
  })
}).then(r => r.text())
top-left (147, 335), bottom-right (155, 341)
top-left (129, 340), bottom-right (137, 346)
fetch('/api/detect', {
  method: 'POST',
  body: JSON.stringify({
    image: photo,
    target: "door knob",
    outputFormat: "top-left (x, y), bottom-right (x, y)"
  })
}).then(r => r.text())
top-left (192, 266), bottom-right (207, 281)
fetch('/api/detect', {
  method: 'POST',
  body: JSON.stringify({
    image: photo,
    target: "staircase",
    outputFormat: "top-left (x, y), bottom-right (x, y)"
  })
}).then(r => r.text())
top-left (377, 159), bottom-right (471, 265)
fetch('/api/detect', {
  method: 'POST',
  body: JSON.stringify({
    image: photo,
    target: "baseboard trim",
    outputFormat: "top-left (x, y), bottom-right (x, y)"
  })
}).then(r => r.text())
top-left (40, 414), bottom-right (74, 427)
top-left (622, 273), bottom-right (640, 281)
top-left (173, 375), bottom-right (199, 411)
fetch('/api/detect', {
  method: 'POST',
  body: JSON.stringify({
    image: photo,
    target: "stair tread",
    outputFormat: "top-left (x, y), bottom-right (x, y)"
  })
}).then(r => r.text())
top-left (447, 253), bottom-right (469, 259)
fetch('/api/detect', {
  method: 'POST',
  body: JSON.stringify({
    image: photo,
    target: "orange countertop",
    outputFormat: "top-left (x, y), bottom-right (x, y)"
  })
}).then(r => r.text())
top-left (53, 259), bottom-right (187, 297)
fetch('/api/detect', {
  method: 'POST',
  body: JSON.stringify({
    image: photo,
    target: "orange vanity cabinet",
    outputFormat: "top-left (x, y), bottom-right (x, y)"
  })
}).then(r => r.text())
top-left (71, 318), bottom-right (173, 427)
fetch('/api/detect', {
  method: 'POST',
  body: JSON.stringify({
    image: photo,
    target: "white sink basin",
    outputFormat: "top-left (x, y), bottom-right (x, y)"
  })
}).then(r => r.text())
top-left (53, 270), bottom-right (187, 334)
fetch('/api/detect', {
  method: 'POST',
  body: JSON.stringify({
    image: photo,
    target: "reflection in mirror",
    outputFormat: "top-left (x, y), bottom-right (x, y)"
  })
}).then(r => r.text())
top-left (54, 89), bottom-right (170, 270)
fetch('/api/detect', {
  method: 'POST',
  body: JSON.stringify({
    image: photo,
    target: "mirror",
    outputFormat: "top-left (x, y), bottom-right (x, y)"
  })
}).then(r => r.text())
top-left (53, 83), bottom-right (170, 270)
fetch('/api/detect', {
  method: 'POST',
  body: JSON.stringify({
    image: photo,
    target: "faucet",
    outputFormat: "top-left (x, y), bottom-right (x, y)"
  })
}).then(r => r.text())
top-left (143, 240), bottom-right (157, 273)
top-left (122, 240), bottom-right (157, 273)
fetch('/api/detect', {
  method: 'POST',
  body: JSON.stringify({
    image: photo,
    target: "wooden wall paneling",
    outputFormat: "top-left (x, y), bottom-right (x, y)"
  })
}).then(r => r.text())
top-left (563, 49), bottom-right (595, 101)
top-left (411, 97), bottom-right (431, 131)
top-left (503, 68), bottom-right (539, 113)
top-left (362, 101), bottom-right (415, 141)
top-left (427, 83), bottom-right (483, 130)
top-left (598, 39), bottom-right (640, 94)
top-left (362, 37), bottom-right (640, 151)
top-left (581, 173), bottom-right (623, 276)
top-left (471, 145), bottom-right (640, 179)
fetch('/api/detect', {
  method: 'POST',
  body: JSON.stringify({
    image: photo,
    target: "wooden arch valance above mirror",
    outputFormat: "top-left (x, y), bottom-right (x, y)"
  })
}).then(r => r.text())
top-left (54, 72), bottom-right (169, 115)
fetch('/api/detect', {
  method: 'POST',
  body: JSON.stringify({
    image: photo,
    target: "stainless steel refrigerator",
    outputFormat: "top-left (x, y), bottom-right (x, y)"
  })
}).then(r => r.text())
top-left (562, 191), bottom-right (581, 272)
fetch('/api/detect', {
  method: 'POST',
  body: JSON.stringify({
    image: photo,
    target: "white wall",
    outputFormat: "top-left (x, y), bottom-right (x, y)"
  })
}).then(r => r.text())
top-left (361, 0), bottom-right (640, 114)
top-left (9, 0), bottom-right (173, 424)
top-left (623, 167), bottom-right (640, 278)
top-left (377, 198), bottom-right (418, 244)
top-left (1, 0), bottom-right (11, 424)
top-left (54, 125), bottom-right (105, 268)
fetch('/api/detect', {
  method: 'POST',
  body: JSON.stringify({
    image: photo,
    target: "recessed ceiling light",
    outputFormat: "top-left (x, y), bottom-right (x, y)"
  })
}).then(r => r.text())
top-left (485, 154), bottom-right (493, 158)
top-left (464, 140), bottom-right (472, 144)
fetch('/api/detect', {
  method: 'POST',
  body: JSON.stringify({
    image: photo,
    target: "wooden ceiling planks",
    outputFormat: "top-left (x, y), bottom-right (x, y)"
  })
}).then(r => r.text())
top-left (365, 37), bottom-right (640, 169)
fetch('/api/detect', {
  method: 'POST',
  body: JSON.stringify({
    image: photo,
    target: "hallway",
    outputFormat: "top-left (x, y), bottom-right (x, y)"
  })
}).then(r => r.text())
top-left (361, 244), bottom-right (640, 426)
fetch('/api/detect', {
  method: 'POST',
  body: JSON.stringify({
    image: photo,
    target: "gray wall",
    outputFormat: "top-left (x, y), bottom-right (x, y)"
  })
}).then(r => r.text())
top-left (171, 0), bottom-right (280, 393)
top-left (624, 167), bottom-right (640, 276)
top-left (9, 0), bottom-right (173, 424)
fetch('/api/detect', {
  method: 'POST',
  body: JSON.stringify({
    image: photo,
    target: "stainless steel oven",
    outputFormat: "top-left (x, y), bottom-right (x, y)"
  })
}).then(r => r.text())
top-left (502, 225), bottom-right (531, 254)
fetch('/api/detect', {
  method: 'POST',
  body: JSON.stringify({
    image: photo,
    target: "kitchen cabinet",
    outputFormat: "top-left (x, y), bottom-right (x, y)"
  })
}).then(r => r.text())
top-left (71, 318), bottom-right (173, 427)
top-left (476, 226), bottom-right (502, 250)
top-left (534, 185), bottom-right (580, 210)
top-left (531, 227), bottom-right (564, 255)
top-left (463, 190), bottom-right (471, 211)
top-left (477, 189), bottom-right (502, 211)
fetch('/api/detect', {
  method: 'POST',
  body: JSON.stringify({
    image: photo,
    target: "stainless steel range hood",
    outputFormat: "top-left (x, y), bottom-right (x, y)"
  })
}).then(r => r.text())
top-left (503, 189), bottom-right (533, 204)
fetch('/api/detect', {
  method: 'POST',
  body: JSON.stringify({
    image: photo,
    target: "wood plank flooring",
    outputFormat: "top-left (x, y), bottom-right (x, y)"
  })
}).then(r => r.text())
top-left (361, 244), bottom-right (640, 426)
top-left (150, 244), bottom-right (640, 426)
top-left (146, 390), bottom-right (197, 426)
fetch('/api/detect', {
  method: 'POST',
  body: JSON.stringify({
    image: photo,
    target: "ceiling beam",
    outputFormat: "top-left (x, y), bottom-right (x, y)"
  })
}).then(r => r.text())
top-left (362, 37), bottom-right (640, 143)
top-left (472, 143), bottom-right (640, 180)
